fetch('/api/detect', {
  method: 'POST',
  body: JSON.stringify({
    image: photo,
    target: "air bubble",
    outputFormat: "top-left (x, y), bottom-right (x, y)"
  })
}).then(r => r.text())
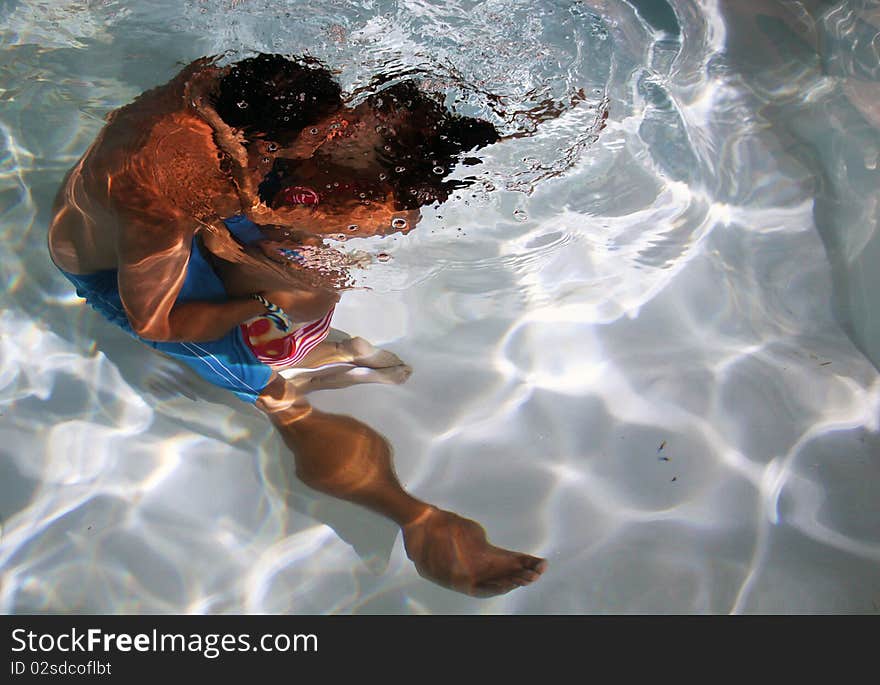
top-left (237, 100), bottom-right (248, 109)
top-left (359, 192), bottom-right (366, 198)
top-left (433, 166), bottom-right (444, 175)
top-left (267, 143), bottom-right (278, 152)
top-left (347, 224), bottom-right (358, 231)
top-left (378, 173), bottom-right (387, 181)
top-left (513, 209), bottom-right (528, 222)
top-left (377, 252), bottom-right (391, 262)
top-left (395, 166), bottom-right (406, 173)
top-left (310, 128), bottom-right (319, 135)
top-left (391, 217), bottom-right (408, 230)
top-left (261, 156), bottom-right (271, 164)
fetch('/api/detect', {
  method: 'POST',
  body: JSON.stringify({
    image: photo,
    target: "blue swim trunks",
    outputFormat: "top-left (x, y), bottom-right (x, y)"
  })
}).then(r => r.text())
top-left (58, 216), bottom-right (274, 403)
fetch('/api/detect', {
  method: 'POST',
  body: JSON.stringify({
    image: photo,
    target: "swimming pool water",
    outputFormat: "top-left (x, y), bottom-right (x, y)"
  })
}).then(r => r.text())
top-left (1, 0), bottom-right (878, 614)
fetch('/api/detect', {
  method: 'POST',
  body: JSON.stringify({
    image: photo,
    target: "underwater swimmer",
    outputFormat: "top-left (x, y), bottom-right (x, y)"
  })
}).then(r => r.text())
top-left (48, 54), bottom-right (546, 597)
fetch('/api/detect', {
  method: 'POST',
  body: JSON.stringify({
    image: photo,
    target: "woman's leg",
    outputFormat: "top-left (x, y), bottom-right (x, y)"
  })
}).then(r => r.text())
top-left (290, 331), bottom-right (406, 370)
top-left (256, 375), bottom-right (547, 597)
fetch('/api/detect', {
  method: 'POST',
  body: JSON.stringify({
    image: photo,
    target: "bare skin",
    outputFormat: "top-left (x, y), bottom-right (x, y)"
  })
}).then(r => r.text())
top-left (255, 360), bottom-right (547, 597)
top-left (48, 58), bottom-right (547, 597)
top-left (226, 263), bottom-right (548, 595)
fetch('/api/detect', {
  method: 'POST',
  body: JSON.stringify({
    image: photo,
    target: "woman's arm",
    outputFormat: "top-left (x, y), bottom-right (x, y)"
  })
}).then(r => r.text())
top-left (208, 240), bottom-right (340, 325)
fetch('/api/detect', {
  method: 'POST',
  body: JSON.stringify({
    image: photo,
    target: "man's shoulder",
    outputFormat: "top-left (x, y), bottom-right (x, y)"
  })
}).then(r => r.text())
top-left (96, 60), bottom-right (221, 167)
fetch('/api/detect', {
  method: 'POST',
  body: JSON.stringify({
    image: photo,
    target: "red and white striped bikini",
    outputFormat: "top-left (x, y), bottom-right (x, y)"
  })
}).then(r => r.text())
top-left (240, 306), bottom-right (334, 369)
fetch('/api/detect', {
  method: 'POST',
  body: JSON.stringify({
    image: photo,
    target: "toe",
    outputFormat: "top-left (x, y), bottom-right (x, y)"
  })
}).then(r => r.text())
top-left (514, 568), bottom-right (541, 584)
top-left (518, 554), bottom-right (547, 574)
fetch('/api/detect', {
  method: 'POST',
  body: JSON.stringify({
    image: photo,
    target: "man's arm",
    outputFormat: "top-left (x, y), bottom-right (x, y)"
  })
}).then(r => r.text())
top-left (117, 219), bottom-right (265, 343)
top-left (157, 297), bottom-right (266, 343)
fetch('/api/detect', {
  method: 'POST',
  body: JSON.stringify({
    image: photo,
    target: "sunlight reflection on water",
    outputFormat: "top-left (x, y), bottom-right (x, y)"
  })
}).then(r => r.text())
top-left (1, 0), bottom-right (879, 614)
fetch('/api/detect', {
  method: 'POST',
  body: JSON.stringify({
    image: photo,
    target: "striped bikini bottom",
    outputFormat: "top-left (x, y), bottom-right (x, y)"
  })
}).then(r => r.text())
top-left (239, 306), bottom-right (334, 369)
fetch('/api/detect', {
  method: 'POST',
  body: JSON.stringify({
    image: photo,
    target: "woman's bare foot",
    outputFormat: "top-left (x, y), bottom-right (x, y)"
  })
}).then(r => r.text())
top-left (343, 336), bottom-right (405, 369)
top-left (344, 364), bottom-right (412, 385)
top-left (402, 508), bottom-right (546, 597)
top-left (300, 364), bottom-right (412, 392)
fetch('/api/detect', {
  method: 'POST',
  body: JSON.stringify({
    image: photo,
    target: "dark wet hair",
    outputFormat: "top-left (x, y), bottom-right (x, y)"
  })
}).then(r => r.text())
top-left (219, 57), bottom-right (501, 211)
top-left (364, 81), bottom-right (500, 210)
top-left (212, 53), bottom-right (342, 144)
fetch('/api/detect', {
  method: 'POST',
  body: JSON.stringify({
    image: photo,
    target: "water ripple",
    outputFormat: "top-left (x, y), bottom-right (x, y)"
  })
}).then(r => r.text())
top-left (0, 0), bottom-right (878, 614)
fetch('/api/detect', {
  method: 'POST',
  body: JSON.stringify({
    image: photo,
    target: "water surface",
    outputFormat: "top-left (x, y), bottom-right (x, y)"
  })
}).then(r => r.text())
top-left (1, 0), bottom-right (879, 614)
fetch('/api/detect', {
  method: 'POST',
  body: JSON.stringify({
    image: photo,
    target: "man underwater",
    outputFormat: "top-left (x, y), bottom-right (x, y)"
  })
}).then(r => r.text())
top-left (49, 54), bottom-right (546, 597)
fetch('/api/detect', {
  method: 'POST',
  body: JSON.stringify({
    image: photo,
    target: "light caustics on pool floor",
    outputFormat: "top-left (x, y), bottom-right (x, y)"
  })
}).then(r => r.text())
top-left (0, 0), bottom-right (879, 614)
